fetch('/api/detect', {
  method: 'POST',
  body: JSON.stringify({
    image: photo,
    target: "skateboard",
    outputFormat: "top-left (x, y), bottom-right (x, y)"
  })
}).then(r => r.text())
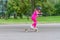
top-left (24, 28), bottom-right (39, 32)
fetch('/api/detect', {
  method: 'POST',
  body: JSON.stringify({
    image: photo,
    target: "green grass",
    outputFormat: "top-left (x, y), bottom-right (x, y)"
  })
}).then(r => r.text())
top-left (37, 16), bottom-right (60, 23)
top-left (0, 16), bottom-right (60, 24)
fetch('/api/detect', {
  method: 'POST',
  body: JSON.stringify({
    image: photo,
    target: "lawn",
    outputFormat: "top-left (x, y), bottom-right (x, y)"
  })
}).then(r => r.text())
top-left (0, 16), bottom-right (60, 24)
top-left (37, 16), bottom-right (60, 23)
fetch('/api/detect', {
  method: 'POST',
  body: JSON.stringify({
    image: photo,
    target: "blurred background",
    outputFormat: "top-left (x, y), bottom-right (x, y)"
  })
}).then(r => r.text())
top-left (0, 0), bottom-right (60, 24)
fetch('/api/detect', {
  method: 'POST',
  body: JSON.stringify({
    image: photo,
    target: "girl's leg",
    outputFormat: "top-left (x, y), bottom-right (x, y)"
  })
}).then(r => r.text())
top-left (32, 19), bottom-right (38, 32)
top-left (33, 19), bottom-right (37, 28)
top-left (32, 19), bottom-right (37, 28)
top-left (31, 18), bottom-right (39, 32)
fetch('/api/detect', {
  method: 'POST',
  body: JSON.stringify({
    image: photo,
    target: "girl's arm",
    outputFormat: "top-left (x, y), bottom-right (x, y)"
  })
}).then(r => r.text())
top-left (38, 10), bottom-right (43, 17)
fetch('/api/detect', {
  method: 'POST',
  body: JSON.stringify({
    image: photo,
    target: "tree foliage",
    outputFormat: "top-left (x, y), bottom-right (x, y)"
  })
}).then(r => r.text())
top-left (6, 0), bottom-right (60, 19)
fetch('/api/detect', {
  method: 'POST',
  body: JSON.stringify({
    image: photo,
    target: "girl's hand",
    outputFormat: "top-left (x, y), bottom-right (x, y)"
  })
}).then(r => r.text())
top-left (38, 13), bottom-right (43, 16)
top-left (40, 13), bottom-right (43, 15)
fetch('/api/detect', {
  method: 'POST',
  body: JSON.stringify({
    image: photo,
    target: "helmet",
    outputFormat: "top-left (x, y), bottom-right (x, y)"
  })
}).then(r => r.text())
top-left (36, 6), bottom-right (42, 10)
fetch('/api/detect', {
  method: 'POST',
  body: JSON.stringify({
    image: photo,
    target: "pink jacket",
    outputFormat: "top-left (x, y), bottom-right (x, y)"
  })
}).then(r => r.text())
top-left (31, 10), bottom-right (39, 19)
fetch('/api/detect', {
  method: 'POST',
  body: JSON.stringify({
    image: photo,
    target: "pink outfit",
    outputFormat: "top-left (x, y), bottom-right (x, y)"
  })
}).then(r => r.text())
top-left (31, 10), bottom-right (39, 28)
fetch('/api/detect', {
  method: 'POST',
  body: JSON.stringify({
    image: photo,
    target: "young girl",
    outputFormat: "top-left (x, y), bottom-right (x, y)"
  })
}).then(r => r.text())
top-left (31, 7), bottom-right (42, 32)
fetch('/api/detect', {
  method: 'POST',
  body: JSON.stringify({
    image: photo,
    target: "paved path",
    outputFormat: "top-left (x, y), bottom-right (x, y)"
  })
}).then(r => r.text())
top-left (0, 24), bottom-right (60, 40)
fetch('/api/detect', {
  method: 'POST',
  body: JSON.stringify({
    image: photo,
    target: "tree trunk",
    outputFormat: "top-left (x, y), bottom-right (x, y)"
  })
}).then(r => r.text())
top-left (14, 12), bottom-right (17, 19)
top-left (14, 14), bottom-right (17, 19)
top-left (30, 0), bottom-right (35, 13)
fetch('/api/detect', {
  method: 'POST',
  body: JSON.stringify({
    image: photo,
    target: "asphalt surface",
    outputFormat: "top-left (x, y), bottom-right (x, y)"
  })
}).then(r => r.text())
top-left (0, 23), bottom-right (60, 40)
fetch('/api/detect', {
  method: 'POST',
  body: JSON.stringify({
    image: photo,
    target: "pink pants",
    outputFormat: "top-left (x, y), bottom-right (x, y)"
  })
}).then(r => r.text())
top-left (32, 18), bottom-right (37, 28)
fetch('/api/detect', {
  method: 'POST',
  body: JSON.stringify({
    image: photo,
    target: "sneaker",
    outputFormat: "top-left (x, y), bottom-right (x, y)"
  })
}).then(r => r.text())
top-left (34, 27), bottom-right (39, 32)
top-left (31, 25), bottom-right (34, 29)
top-left (34, 28), bottom-right (39, 32)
